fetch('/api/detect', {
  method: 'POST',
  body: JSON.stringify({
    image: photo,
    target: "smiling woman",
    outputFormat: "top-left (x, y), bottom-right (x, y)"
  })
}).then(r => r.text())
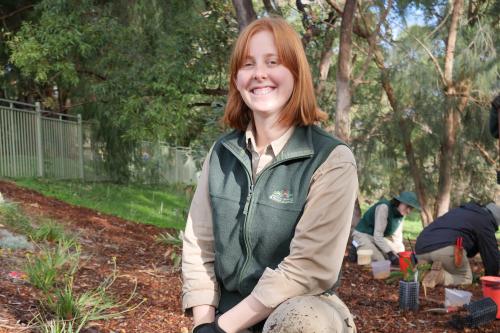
top-left (182, 17), bottom-right (358, 333)
top-left (235, 30), bottom-right (294, 123)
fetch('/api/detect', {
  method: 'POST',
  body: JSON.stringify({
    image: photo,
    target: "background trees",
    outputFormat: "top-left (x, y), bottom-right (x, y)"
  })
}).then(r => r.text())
top-left (1, 0), bottom-right (498, 218)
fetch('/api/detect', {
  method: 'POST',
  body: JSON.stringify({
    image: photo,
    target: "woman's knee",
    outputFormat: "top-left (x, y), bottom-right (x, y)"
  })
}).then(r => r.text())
top-left (262, 295), bottom-right (354, 333)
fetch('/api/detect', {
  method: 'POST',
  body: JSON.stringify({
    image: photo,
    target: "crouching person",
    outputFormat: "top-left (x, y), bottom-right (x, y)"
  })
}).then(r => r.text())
top-left (351, 192), bottom-right (420, 266)
top-left (415, 203), bottom-right (500, 288)
top-left (181, 18), bottom-right (358, 333)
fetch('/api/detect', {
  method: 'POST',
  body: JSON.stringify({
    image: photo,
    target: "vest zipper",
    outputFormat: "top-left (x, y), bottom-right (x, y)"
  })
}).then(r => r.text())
top-left (243, 184), bottom-right (253, 216)
top-left (237, 154), bottom-right (312, 290)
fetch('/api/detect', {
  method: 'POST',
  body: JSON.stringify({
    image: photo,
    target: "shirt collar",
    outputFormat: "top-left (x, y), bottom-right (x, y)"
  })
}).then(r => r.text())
top-left (245, 122), bottom-right (295, 156)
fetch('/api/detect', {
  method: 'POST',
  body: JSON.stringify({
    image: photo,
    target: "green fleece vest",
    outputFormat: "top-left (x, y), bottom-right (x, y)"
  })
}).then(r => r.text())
top-left (208, 125), bottom-right (345, 313)
top-left (355, 199), bottom-right (403, 237)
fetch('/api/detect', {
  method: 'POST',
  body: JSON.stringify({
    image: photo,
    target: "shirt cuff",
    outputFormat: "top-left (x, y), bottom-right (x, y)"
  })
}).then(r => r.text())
top-left (251, 268), bottom-right (308, 308)
top-left (182, 289), bottom-right (220, 313)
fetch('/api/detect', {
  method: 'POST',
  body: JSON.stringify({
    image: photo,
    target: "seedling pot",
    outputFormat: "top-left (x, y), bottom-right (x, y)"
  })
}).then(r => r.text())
top-left (480, 276), bottom-right (500, 318)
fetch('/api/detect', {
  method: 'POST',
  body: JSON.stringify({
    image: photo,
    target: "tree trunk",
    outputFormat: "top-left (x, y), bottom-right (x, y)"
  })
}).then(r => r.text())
top-left (434, 0), bottom-right (464, 217)
top-left (378, 69), bottom-right (433, 226)
top-left (399, 118), bottom-right (433, 225)
top-left (328, 0), bottom-right (435, 226)
top-left (232, 0), bottom-right (256, 31)
top-left (315, 30), bottom-right (335, 97)
top-left (334, 0), bottom-right (356, 142)
top-left (262, 0), bottom-right (281, 16)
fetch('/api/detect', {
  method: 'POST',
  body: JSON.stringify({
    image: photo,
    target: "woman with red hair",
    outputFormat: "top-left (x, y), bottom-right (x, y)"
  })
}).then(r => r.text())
top-left (182, 17), bottom-right (358, 333)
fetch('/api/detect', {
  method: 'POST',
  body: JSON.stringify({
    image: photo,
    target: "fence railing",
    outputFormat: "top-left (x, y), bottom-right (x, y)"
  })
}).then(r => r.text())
top-left (0, 98), bottom-right (200, 184)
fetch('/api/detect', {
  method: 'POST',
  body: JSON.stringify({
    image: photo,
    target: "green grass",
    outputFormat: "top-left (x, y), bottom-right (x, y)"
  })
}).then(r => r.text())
top-left (401, 210), bottom-right (423, 241)
top-left (13, 178), bottom-right (190, 229)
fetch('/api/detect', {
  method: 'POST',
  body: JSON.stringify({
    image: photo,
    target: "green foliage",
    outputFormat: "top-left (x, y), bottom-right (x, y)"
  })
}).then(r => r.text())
top-left (386, 262), bottom-right (432, 284)
top-left (5, 0), bottom-right (236, 182)
top-left (31, 219), bottom-right (72, 243)
top-left (156, 231), bottom-right (183, 247)
top-left (15, 178), bottom-right (190, 229)
top-left (33, 257), bottom-right (143, 333)
top-left (156, 230), bottom-right (183, 269)
top-left (2, 0), bottom-right (498, 206)
top-left (25, 240), bottom-right (80, 291)
top-left (0, 202), bottom-right (34, 234)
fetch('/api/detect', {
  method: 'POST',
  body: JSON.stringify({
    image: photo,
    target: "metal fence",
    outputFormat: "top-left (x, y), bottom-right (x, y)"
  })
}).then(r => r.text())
top-left (0, 98), bottom-right (200, 184)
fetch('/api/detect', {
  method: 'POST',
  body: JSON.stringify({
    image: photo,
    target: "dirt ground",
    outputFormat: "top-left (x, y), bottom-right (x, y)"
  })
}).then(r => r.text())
top-left (0, 179), bottom-right (499, 333)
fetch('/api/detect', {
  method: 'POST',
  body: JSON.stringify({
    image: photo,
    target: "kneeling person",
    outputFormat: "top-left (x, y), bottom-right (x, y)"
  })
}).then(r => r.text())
top-left (415, 203), bottom-right (500, 287)
top-left (351, 192), bottom-right (420, 265)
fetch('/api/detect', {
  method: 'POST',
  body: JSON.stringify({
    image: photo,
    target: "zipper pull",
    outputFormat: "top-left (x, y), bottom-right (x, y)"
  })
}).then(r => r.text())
top-left (243, 185), bottom-right (253, 216)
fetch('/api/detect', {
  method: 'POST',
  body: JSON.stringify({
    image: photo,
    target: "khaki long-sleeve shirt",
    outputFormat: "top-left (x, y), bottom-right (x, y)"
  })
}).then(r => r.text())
top-left (182, 126), bottom-right (358, 311)
top-left (373, 205), bottom-right (405, 254)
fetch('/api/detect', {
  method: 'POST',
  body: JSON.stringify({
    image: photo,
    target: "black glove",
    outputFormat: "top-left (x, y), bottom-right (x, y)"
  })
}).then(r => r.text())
top-left (193, 319), bottom-right (226, 333)
top-left (387, 251), bottom-right (399, 266)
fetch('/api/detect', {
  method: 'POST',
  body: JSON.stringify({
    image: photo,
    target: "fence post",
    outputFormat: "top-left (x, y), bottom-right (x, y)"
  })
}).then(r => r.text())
top-left (8, 102), bottom-right (18, 177)
top-left (77, 114), bottom-right (84, 180)
top-left (35, 102), bottom-right (44, 177)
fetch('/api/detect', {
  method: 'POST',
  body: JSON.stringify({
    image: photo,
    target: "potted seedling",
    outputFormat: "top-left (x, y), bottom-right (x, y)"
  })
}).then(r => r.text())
top-left (399, 262), bottom-right (420, 311)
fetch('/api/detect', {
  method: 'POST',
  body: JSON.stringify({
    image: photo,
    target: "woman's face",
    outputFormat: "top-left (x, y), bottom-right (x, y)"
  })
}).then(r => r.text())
top-left (398, 203), bottom-right (413, 216)
top-left (236, 30), bottom-right (294, 118)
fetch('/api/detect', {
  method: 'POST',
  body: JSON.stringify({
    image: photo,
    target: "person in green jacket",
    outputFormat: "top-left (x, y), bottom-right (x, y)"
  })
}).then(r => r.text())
top-left (350, 192), bottom-right (420, 265)
top-left (182, 18), bottom-right (358, 333)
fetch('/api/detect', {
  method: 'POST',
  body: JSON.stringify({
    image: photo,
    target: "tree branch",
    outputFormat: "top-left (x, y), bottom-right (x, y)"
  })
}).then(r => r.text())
top-left (413, 37), bottom-right (446, 86)
top-left (0, 4), bottom-right (35, 20)
top-left (472, 142), bottom-right (496, 165)
top-left (202, 88), bottom-right (227, 96)
top-left (352, 0), bottom-right (392, 88)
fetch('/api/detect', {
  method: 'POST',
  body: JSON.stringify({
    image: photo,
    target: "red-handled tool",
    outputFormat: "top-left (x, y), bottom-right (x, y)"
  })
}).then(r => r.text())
top-left (454, 236), bottom-right (463, 267)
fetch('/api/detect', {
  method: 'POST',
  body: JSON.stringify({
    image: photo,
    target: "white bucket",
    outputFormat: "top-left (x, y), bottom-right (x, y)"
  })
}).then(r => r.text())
top-left (444, 288), bottom-right (472, 307)
top-left (357, 249), bottom-right (373, 265)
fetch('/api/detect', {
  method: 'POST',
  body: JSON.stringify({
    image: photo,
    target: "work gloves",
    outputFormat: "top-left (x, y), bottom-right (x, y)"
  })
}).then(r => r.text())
top-left (386, 251), bottom-right (400, 266)
top-left (193, 320), bottom-right (226, 333)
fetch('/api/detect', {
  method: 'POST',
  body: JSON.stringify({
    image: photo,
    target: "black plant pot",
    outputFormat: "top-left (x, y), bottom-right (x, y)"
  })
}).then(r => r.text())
top-left (399, 280), bottom-right (419, 311)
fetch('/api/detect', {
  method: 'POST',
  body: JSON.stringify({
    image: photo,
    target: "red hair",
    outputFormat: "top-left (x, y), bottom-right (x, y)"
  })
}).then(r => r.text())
top-left (222, 17), bottom-right (327, 131)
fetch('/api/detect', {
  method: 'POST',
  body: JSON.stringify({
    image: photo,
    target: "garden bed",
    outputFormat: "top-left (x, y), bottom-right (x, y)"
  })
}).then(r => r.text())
top-left (1, 179), bottom-right (499, 332)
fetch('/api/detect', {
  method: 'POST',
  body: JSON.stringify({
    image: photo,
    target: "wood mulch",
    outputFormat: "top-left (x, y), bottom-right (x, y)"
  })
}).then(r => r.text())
top-left (1, 179), bottom-right (499, 332)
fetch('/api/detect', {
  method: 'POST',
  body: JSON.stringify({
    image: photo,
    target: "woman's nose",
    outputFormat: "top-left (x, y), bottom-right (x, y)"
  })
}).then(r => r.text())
top-left (253, 63), bottom-right (268, 80)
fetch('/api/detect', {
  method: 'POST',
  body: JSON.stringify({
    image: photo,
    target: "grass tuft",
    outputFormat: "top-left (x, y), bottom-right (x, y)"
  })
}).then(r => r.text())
top-left (31, 219), bottom-right (73, 243)
top-left (25, 240), bottom-right (80, 292)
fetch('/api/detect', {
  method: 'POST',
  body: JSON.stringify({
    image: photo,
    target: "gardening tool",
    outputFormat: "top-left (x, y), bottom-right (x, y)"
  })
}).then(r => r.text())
top-left (425, 306), bottom-right (461, 314)
top-left (454, 236), bottom-right (463, 267)
top-left (406, 237), bottom-right (418, 266)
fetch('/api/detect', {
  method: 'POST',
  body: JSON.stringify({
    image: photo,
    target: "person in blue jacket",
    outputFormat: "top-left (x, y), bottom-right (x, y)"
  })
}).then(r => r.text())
top-left (415, 202), bottom-right (500, 287)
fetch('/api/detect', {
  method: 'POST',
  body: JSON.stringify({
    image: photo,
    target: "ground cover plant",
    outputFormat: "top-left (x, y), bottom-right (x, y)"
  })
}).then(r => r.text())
top-left (1, 179), bottom-right (499, 332)
top-left (0, 198), bottom-right (143, 333)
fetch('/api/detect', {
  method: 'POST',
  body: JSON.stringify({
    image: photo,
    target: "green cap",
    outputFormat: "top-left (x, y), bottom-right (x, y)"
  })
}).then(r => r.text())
top-left (394, 191), bottom-right (420, 210)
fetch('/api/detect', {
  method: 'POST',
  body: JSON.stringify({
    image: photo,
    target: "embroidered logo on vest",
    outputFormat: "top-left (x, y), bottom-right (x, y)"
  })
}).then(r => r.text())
top-left (269, 189), bottom-right (294, 204)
